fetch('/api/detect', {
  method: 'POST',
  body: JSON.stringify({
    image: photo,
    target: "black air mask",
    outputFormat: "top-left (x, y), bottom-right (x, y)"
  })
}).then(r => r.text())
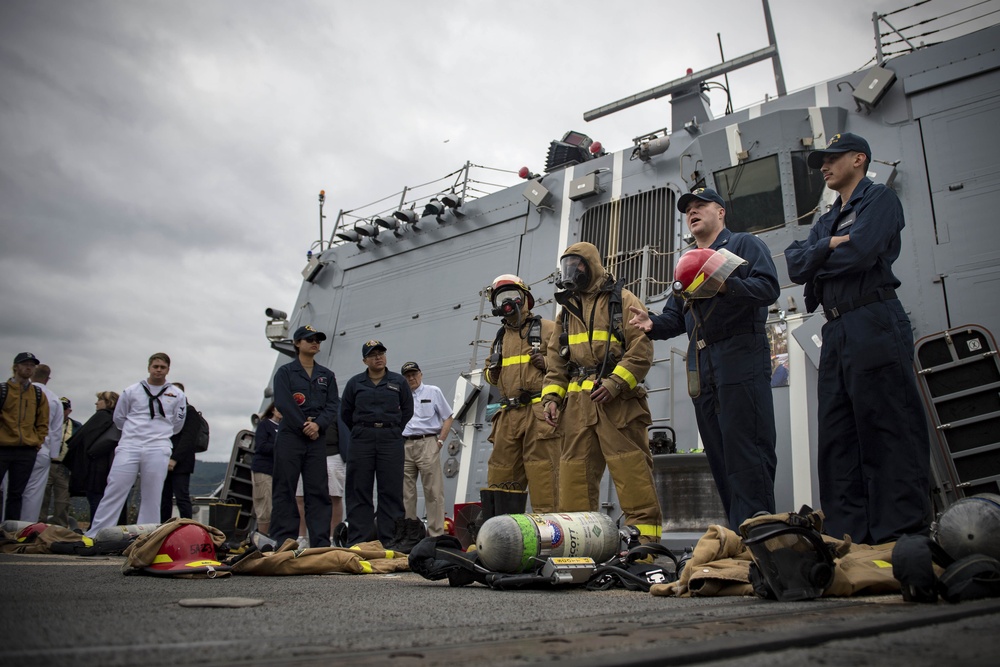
top-left (740, 507), bottom-right (837, 601)
top-left (556, 255), bottom-right (588, 293)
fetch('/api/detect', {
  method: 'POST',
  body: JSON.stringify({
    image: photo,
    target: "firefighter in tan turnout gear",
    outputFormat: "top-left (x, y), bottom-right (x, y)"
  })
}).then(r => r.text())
top-left (484, 275), bottom-right (561, 512)
top-left (542, 243), bottom-right (663, 543)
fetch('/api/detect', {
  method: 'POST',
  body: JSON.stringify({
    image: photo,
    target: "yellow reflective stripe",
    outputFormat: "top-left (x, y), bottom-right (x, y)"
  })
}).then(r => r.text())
top-left (567, 330), bottom-right (621, 345)
top-left (359, 560), bottom-right (373, 574)
top-left (542, 384), bottom-right (566, 399)
top-left (502, 355), bottom-right (532, 367)
top-left (152, 554), bottom-right (173, 564)
top-left (633, 524), bottom-right (662, 538)
top-left (687, 272), bottom-right (707, 293)
top-left (612, 365), bottom-right (638, 389)
top-left (81, 536), bottom-right (94, 547)
top-left (567, 380), bottom-right (596, 392)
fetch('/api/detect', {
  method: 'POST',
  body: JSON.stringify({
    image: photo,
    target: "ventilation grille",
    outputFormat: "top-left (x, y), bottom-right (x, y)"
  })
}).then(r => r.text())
top-left (579, 187), bottom-right (676, 298)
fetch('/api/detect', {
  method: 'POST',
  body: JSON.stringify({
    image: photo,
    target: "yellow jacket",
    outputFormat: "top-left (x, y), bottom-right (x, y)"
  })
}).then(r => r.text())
top-left (1, 378), bottom-right (49, 448)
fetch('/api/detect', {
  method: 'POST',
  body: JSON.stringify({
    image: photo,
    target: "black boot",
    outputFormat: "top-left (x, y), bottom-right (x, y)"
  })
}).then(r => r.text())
top-left (395, 518), bottom-right (426, 553)
top-left (494, 488), bottom-right (528, 516)
top-left (383, 517), bottom-right (407, 551)
top-left (480, 488), bottom-right (498, 521)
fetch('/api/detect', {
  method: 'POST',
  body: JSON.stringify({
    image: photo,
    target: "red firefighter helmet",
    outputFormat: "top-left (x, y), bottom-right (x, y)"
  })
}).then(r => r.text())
top-left (16, 522), bottom-right (48, 541)
top-left (673, 248), bottom-right (747, 299)
top-left (488, 274), bottom-right (534, 310)
top-left (144, 524), bottom-right (229, 576)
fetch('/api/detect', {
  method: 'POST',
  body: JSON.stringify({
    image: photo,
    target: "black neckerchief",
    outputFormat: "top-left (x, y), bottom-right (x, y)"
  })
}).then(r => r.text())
top-left (141, 383), bottom-right (169, 419)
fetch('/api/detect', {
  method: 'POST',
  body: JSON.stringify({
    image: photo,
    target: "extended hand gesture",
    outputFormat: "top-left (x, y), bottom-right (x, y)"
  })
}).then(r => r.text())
top-left (627, 305), bottom-right (652, 332)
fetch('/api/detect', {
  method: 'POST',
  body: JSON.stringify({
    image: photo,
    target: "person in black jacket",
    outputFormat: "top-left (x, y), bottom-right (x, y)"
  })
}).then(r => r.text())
top-left (270, 325), bottom-right (340, 548)
top-left (63, 391), bottom-right (128, 525)
top-left (251, 401), bottom-right (280, 536)
top-left (160, 381), bottom-right (199, 522)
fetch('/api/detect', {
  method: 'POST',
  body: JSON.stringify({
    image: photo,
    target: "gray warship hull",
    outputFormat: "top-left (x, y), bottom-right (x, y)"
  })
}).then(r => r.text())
top-left (232, 8), bottom-right (1000, 543)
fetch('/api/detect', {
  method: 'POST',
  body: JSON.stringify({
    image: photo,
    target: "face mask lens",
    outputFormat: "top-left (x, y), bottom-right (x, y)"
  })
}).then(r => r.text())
top-left (492, 288), bottom-right (523, 315)
top-left (559, 256), bottom-right (586, 290)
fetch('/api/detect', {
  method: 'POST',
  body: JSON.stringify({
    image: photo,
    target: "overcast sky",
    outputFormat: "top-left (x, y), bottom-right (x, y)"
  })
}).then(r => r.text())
top-left (1, 0), bottom-right (988, 461)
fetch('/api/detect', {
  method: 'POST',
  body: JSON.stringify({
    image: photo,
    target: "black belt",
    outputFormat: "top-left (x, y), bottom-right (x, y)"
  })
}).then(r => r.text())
top-left (695, 321), bottom-right (764, 350)
top-left (569, 365), bottom-right (611, 381)
top-left (360, 422), bottom-right (397, 428)
top-left (824, 288), bottom-right (897, 320)
top-left (406, 433), bottom-right (437, 440)
top-left (499, 393), bottom-right (541, 409)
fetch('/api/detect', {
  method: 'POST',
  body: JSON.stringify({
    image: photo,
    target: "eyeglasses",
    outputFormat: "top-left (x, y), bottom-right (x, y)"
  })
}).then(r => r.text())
top-left (366, 351), bottom-right (386, 358)
top-left (303, 336), bottom-right (322, 344)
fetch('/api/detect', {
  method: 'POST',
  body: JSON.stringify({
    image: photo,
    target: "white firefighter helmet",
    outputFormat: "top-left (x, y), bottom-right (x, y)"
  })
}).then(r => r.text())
top-left (488, 274), bottom-right (534, 310)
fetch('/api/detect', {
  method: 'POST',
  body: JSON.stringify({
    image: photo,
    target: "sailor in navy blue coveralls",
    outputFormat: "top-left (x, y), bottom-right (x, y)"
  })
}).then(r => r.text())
top-left (340, 340), bottom-right (414, 547)
top-left (785, 133), bottom-right (930, 544)
top-left (631, 188), bottom-right (779, 529)
top-left (270, 325), bottom-right (340, 548)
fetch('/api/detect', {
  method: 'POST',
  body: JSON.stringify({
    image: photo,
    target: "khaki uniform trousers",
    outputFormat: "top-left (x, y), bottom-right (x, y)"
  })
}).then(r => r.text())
top-left (403, 435), bottom-right (445, 536)
top-left (558, 388), bottom-right (661, 537)
top-left (41, 462), bottom-right (71, 525)
top-left (487, 402), bottom-right (561, 512)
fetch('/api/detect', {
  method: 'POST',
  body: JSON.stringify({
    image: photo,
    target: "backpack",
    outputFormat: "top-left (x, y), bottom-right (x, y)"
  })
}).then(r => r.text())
top-left (194, 411), bottom-right (210, 453)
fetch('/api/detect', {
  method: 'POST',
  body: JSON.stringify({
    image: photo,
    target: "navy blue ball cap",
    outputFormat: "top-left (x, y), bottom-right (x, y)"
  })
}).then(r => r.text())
top-left (14, 352), bottom-right (40, 365)
top-left (677, 187), bottom-right (726, 213)
top-left (362, 340), bottom-right (387, 357)
top-left (400, 361), bottom-right (420, 374)
top-left (293, 325), bottom-right (327, 342)
top-left (807, 132), bottom-right (871, 169)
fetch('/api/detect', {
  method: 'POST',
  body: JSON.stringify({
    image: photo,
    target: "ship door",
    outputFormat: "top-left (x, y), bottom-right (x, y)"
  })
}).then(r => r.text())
top-left (922, 94), bottom-right (1000, 337)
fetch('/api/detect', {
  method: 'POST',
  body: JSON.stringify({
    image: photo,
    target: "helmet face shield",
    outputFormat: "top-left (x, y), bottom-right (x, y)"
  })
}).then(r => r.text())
top-left (557, 255), bottom-right (588, 293)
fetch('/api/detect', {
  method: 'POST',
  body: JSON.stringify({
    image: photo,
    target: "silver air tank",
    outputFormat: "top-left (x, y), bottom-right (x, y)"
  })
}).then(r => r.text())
top-left (475, 511), bottom-right (619, 573)
top-left (93, 523), bottom-right (160, 544)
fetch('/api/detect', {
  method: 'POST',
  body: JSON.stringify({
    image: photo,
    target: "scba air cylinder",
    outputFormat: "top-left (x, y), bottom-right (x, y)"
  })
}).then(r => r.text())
top-left (93, 523), bottom-right (160, 544)
top-left (476, 511), bottom-right (619, 573)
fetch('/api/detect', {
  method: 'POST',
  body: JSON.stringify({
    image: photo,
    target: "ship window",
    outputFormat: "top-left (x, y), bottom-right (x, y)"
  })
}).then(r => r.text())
top-left (791, 150), bottom-right (827, 225)
top-left (713, 155), bottom-right (783, 234)
top-left (579, 187), bottom-right (675, 299)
